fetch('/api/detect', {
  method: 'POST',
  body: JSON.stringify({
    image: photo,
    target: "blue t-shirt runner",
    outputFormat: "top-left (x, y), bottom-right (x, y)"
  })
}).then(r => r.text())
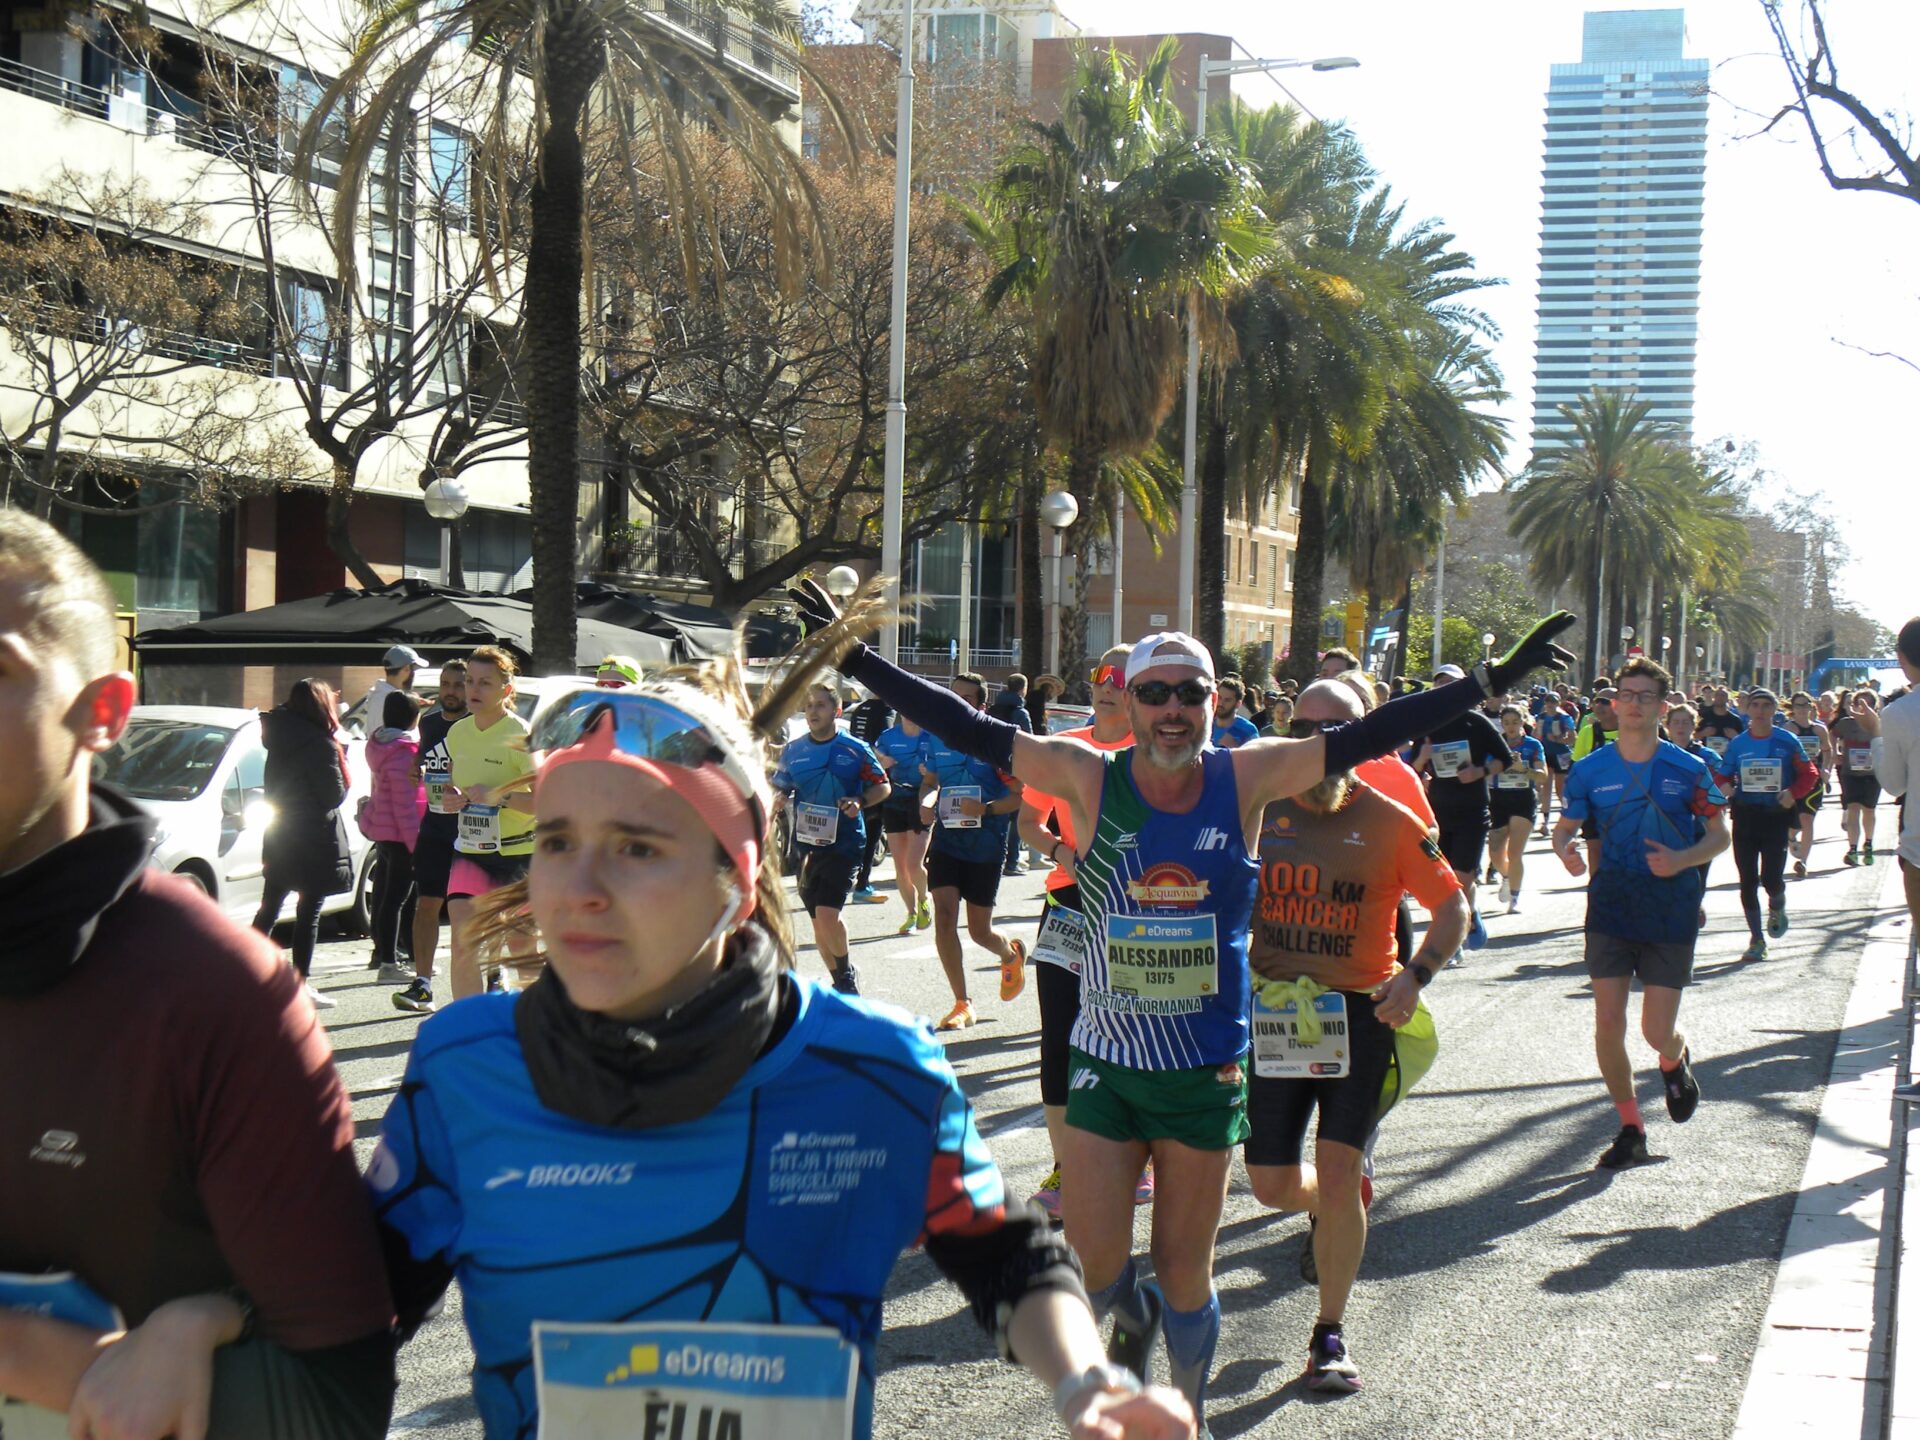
top-left (872, 723), bottom-right (931, 825)
top-left (1563, 740), bottom-right (1726, 944)
top-left (774, 731), bottom-right (886, 860)
top-left (919, 733), bottom-right (1015, 864)
top-left (1210, 713), bottom-right (1259, 748)
top-left (1719, 728), bottom-right (1814, 812)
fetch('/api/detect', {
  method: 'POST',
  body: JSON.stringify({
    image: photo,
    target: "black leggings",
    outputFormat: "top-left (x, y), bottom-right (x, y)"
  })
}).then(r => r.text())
top-left (252, 887), bottom-right (324, 978)
top-left (369, 840), bottom-right (418, 966)
top-left (856, 806), bottom-right (885, 890)
top-left (1732, 807), bottom-right (1792, 938)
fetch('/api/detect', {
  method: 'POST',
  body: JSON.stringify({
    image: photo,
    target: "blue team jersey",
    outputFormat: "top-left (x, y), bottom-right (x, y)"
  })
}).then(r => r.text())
top-left (775, 733), bottom-right (887, 859)
top-left (1563, 741), bottom-right (1725, 943)
top-left (872, 725), bottom-right (930, 794)
top-left (1719, 728), bottom-right (1812, 809)
top-left (919, 734), bottom-right (1014, 862)
top-left (368, 981), bottom-right (1006, 1440)
top-left (1538, 713), bottom-right (1577, 750)
top-left (1210, 715), bottom-right (1259, 748)
top-left (1073, 748), bottom-right (1260, 1069)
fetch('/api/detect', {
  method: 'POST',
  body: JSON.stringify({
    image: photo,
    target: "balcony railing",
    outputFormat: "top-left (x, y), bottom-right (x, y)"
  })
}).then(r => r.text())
top-left (637, 0), bottom-right (800, 93)
top-left (0, 54), bottom-right (113, 121)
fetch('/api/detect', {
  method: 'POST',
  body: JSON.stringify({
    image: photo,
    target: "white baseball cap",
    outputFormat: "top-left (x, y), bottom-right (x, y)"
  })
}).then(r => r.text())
top-left (1125, 632), bottom-right (1217, 687)
top-left (1433, 663), bottom-right (1466, 681)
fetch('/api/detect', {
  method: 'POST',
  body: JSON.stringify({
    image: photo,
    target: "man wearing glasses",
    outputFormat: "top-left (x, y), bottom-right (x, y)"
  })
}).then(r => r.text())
top-left (1554, 657), bottom-right (1728, 1170)
top-left (790, 584), bottom-right (1577, 1431)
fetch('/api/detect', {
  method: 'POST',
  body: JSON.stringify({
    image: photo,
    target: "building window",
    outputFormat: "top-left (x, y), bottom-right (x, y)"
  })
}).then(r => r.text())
top-left (1268, 545), bottom-right (1278, 606)
top-left (276, 274), bottom-right (345, 386)
top-left (1284, 548), bottom-right (1295, 592)
top-left (429, 122), bottom-right (471, 229)
top-left (1249, 541), bottom-right (1258, 587)
top-left (279, 66), bottom-right (346, 188)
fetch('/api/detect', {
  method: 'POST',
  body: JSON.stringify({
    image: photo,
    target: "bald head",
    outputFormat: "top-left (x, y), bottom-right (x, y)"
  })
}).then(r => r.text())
top-left (1297, 678), bottom-right (1364, 725)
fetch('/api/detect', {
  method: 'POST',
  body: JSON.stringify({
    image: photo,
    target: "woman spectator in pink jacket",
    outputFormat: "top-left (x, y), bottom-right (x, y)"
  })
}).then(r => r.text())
top-left (363, 690), bottom-right (428, 982)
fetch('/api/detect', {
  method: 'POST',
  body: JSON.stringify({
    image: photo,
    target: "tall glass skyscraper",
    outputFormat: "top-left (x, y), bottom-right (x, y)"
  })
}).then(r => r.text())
top-left (1530, 10), bottom-right (1708, 451)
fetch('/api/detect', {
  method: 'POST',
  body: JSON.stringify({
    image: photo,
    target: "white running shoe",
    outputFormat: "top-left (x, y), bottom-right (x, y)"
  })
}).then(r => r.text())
top-left (1496, 876), bottom-right (1512, 907)
top-left (1508, 894), bottom-right (1522, 915)
top-left (304, 982), bottom-right (338, 1011)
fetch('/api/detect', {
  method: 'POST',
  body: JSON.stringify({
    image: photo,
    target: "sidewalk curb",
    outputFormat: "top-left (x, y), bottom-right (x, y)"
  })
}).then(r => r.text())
top-left (1729, 878), bottom-right (1903, 1440)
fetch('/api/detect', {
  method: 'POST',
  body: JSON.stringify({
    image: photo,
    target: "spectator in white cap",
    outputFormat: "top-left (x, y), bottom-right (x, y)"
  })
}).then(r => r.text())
top-left (363, 645), bottom-right (427, 734)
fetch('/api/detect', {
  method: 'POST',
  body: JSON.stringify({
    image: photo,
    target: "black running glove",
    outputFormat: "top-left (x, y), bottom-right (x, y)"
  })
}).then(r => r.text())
top-left (1478, 611), bottom-right (1579, 696)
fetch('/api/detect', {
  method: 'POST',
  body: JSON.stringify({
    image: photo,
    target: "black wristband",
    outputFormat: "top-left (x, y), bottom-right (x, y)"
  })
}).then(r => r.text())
top-left (1410, 962), bottom-right (1434, 988)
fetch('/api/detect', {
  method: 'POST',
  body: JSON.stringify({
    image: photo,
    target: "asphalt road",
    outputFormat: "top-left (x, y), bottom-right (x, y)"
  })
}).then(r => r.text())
top-left (310, 817), bottom-right (1900, 1440)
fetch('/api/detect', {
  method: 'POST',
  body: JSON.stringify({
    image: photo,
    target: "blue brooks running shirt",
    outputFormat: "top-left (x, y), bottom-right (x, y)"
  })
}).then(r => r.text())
top-left (873, 725), bottom-right (931, 793)
top-left (1719, 727), bottom-right (1813, 809)
top-left (1072, 748), bottom-right (1260, 1070)
top-left (368, 981), bottom-right (1006, 1440)
top-left (774, 732), bottom-right (887, 860)
top-left (920, 733), bottom-right (1015, 864)
top-left (1562, 741), bottom-right (1726, 944)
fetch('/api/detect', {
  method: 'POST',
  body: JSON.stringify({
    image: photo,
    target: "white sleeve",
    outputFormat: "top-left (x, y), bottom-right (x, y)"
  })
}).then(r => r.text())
top-left (1879, 710), bottom-right (1910, 800)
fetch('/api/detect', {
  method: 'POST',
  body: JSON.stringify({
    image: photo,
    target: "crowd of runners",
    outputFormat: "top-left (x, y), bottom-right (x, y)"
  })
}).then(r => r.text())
top-left (4, 502), bottom-right (1919, 1440)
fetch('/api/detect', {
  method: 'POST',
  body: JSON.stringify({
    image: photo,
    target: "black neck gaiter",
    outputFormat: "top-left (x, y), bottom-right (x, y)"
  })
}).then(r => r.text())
top-left (514, 925), bottom-right (785, 1131)
top-left (0, 787), bottom-right (155, 998)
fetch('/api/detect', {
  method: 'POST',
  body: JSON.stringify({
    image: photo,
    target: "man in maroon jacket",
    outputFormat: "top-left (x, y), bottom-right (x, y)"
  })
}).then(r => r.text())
top-left (0, 510), bottom-right (396, 1439)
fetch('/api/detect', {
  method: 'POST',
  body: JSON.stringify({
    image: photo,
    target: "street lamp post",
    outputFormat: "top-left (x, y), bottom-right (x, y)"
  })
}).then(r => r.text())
top-left (957, 523), bottom-right (974, 673)
top-left (1041, 490), bottom-right (1079, 676)
top-left (876, 0), bottom-right (917, 666)
top-left (1179, 53), bottom-right (1358, 633)
top-left (1482, 631), bottom-right (1497, 665)
top-left (423, 476), bottom-right (470, 586)
top-left (1112, 494), bottom-right (1125, 647)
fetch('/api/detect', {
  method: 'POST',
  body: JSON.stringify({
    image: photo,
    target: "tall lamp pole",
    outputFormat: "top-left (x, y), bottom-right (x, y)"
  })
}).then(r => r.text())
top-left (1179, 53), bottom-right (1358, 632)
top-left (1041, 490), bottom-right (1079, 675)
top-left (877, 0), bottom-right (916, 665)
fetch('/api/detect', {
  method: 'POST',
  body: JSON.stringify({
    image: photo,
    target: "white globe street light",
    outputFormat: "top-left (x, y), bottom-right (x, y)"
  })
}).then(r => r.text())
top-left (825, 565), bottom-right (861, 600)
top-left (423, 476), bottom-right (471, 584)
top-left (1481, 631), bottom-right (1497, 663)
top-left (1041, 491), bottom-right (1079, 675)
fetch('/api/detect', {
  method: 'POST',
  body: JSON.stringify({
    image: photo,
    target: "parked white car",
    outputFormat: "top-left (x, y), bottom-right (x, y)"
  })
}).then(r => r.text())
top-left (93, 706), bottom-right (376, 931)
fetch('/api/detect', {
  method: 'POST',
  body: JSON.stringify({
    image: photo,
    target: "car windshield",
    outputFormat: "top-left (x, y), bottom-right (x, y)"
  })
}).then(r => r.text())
top-left (94, 720), bottom-right (236, 801)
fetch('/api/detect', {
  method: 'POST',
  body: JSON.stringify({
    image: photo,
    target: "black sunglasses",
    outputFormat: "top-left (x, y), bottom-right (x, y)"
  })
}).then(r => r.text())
top-left (1129, 678), bottom-right (1214, 708)
top-left (1287, 718), bottom-right (1335, 738)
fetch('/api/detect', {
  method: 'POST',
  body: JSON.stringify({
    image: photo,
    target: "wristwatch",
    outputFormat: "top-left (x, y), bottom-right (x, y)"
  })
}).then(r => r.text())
top-left (1053, 1362), bottom-right (1143, 1423)
top-left (1410, 962), bottom-right (1435, 988)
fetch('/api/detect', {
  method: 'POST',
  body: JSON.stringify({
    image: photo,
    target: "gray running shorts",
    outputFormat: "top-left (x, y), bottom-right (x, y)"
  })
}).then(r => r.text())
top-left (1585, 931), bottom-right (1695, 989)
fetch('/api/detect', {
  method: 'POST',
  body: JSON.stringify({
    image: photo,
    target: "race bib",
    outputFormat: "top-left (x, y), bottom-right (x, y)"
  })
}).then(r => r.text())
top-left (1104, 913), bottom-right (1218, 1005)
top-left (1251, 991), bottom-right (1350, 1079)
top-left (2, 1272), bottom-right (123, 1440)
top-left (1740, 758), bottom-right (1783, 795)
top-left (1032, 902), bottom-right (1088, 973)
top-left (937, 786), bottom-right (982, 829)
top-left (1430, 739), bottom-right (1471, 779)
top-left (1554, 750), bottom-right (1572, 772)
top-left (459, 803), bottom-right (503, 852)
top-left (422, 746), bottom-right (455, 813)
top-left (794, 802), bottom-right (841, 848)
top-left (1797, 733), bottom-right (1822, 761)
top-left (1848, 746), bottom-right (1874, 774)
top-left (1496, 767), bottom-right (1532, 790)
top-left (533, 1321), bottom-right (858, 1440)
top-left (1702, 735), bottom-right (1729, 756)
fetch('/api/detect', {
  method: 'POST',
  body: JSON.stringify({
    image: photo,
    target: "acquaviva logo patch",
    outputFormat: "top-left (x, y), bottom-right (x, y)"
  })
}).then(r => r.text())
top-left (1126, 862), bottom-right (1211, 908)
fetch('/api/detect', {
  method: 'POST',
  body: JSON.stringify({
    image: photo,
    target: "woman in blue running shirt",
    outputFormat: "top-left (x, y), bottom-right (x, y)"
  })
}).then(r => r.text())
top-left (365, 605), bottom-right (1196, 1440)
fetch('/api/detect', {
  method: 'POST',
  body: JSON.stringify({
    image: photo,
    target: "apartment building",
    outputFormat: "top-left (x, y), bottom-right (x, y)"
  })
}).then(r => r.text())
top-left (0, 0), bottom-right (802, 649)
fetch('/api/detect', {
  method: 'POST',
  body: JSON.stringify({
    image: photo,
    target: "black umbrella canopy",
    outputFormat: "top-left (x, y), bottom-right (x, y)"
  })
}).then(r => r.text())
top-left (523, 581), bottom-right (801, 661)
top-left (133, 578), bottom-right (675, 670)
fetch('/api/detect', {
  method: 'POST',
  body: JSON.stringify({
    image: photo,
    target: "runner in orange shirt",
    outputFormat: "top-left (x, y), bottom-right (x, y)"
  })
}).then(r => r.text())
top-left (1241, 679), bottom-right (1470, 1393)
top-left (1018, 645), bottom-right (1135, 1216)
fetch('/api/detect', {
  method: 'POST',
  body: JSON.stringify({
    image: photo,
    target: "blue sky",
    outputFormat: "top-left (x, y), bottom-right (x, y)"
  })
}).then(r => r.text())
top-left (1058, 1), bottom-right (1919, 636)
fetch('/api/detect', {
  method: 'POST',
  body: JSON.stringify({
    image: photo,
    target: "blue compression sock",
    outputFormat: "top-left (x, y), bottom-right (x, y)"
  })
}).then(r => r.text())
top-left (1163, 1291), bottom-right (1221, 1420)
top-left (1089, 1258), bottom-right (1149, 1329)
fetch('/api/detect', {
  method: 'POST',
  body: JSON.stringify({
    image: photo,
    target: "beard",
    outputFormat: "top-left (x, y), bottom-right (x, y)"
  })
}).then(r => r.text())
top-left (1300, 770), bottom-right (1356, 811)
top-left (1140, 731), bottom-right (1204, 772)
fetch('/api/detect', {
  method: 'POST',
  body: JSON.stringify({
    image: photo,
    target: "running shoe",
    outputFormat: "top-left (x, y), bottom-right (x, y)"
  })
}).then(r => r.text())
top-left (1663, 1047), bottom-right (1700, 1124)
top-left (936, 999), bottom-right (976, 1031)
top-left (1597, 1124), bottom-right (1650, 1170)
top-left (392, 979), bottom-right (436, 1014)
top-left (1865, 847), bottom-right (1878, 866)
top-left (1000, 938), bottom-right (1028, 1002)
top-left (1768, 905), bottom-right (1789, 939)
top-left (1465, 912), bottom-right (1488, 950)
top-left (897, 910), bottom-right (916, 936)
top-left (832, 965), bottom-right (861, 996)
top-left (1105, 1281), bottom-right (1164, 1385)
top-left (854, 884), bottom-right (886, 903)
top-left (1508, 894), bottom-right (1523, 915)
top-left (303, 982), bottom-right (337, 1011)
top-left (1496, 876), bottom-right (1511, 907)
top-left (1793, 859), bottom-right (1808, 879)
top-left (1844, 849), bottom-right (1860, 867)
top-left (1135, 1163), bottom-right (1155, 1206)
top-left (1741, 938), bottom-right (1769, 963)
top-left (1305, 1327), bottom-right (1362, 1395)
top-left (1031, 1167), bottom-right (1062, 1217)
top-left (1300, 1215), bottom-right (1319, 1284)
top-left (915, 903), bottom-right (932, 930)
top-left (376, 961), bottom-right (416, 985)
top-left (1445, 950), bottom-right (1465, 969)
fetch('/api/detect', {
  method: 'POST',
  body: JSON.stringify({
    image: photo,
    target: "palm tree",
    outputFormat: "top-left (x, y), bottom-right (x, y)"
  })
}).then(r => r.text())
top-left (1507, 390), bottom-right (1699, 676)
top-left (961, 38), bottom-right (1270, 673)
top-left (312, 0), bottom-right (837, 672)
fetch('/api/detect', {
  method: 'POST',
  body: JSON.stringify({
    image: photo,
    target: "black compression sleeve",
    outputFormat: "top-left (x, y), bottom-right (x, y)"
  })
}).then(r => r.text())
top-left (378, 1221), bottom-right (453, 1342)
top-left (207, 1330), bottom-right (397, 1440)
top-left (839, 644), bottom-right (1020, 772)
top-left (924, 1201), bottom-right (1088, 1362)
top-left (1321, 677), bottom-right (1486, 778)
